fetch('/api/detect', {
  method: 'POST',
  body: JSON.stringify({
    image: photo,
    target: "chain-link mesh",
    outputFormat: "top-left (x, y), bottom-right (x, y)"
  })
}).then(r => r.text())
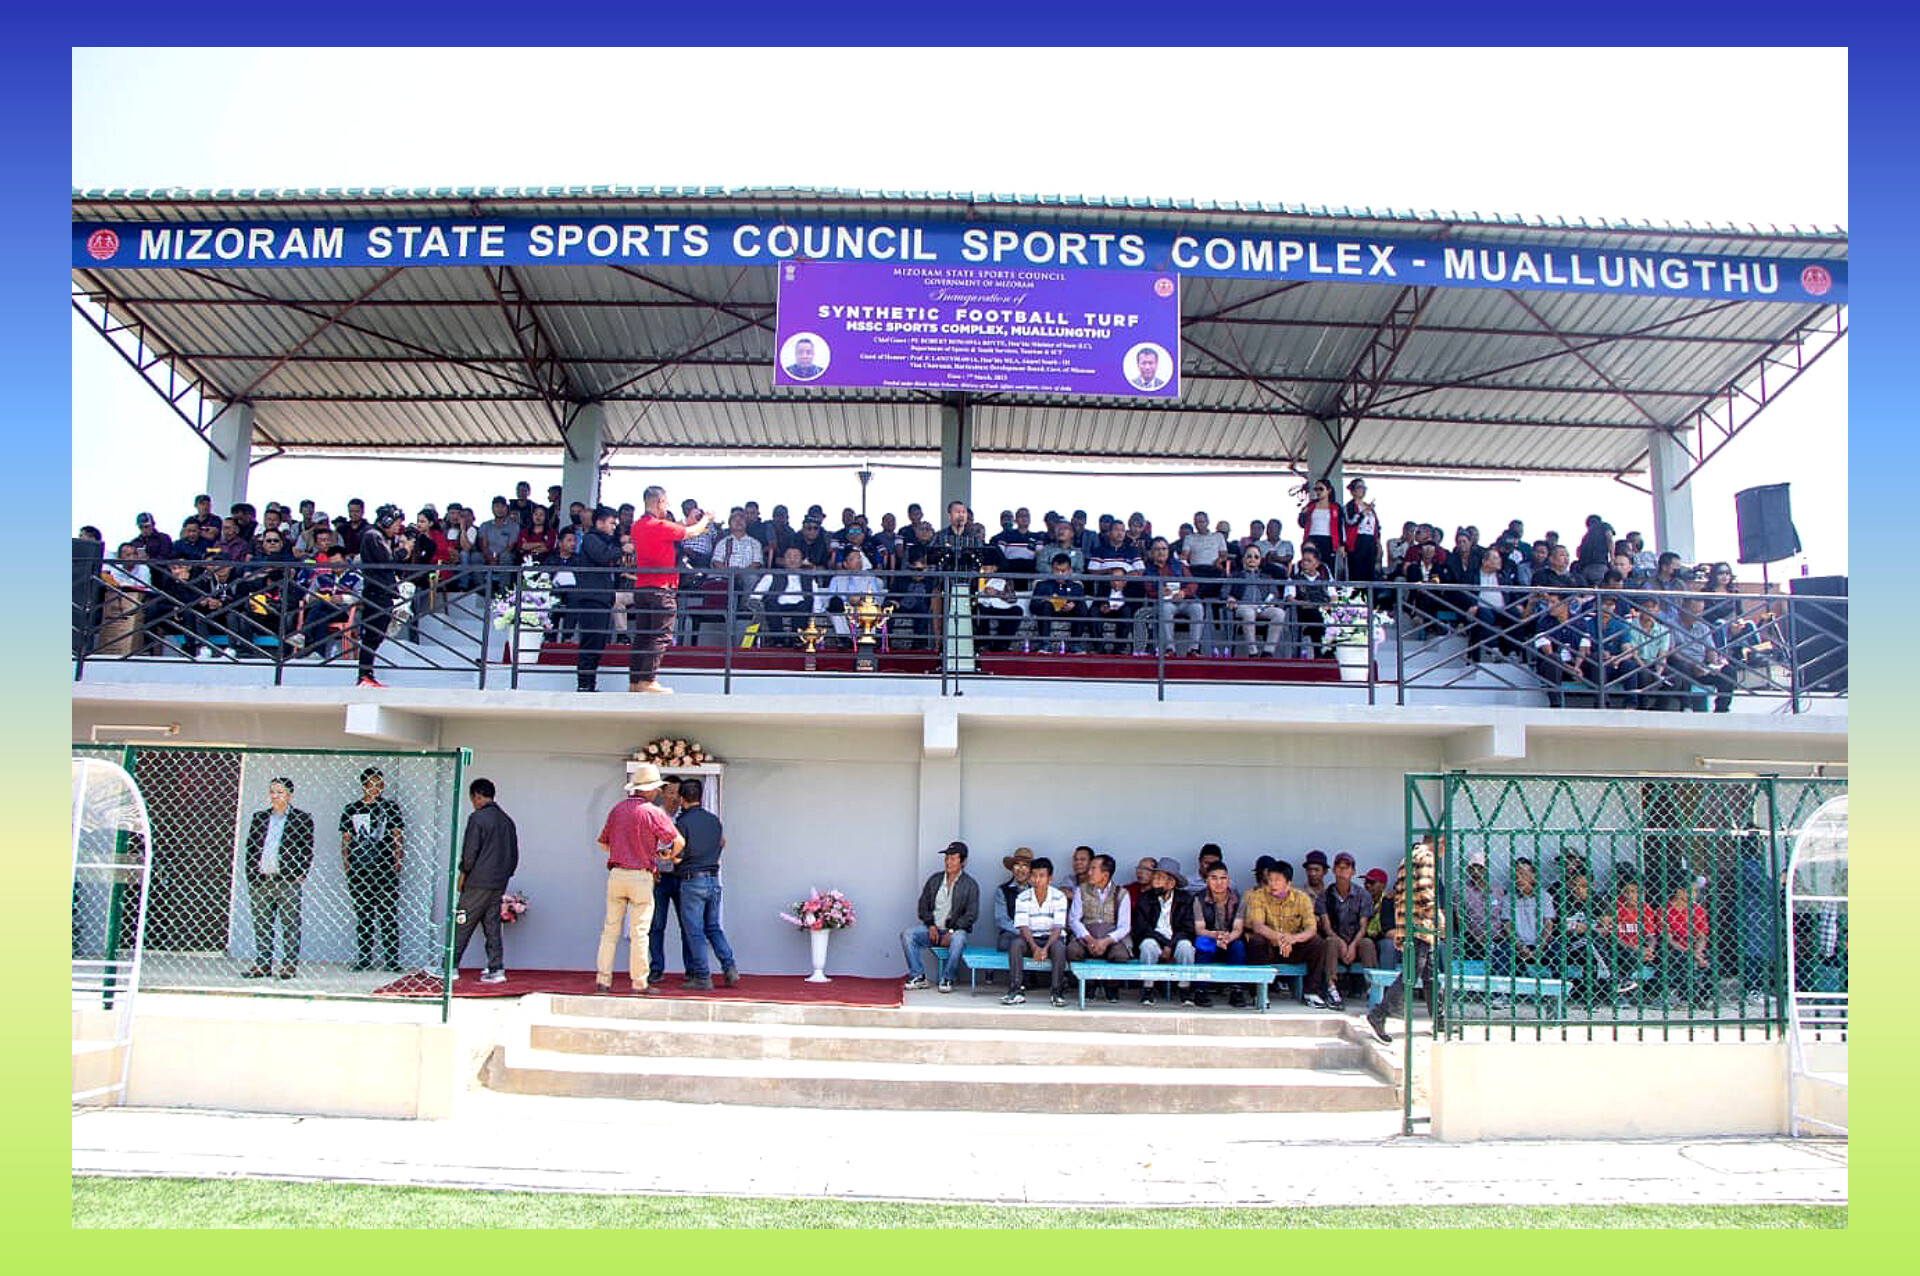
top-left (72, 744), bottom-right (464, 1003)
top-left (1403, 772), bottom-right (1844, 1041)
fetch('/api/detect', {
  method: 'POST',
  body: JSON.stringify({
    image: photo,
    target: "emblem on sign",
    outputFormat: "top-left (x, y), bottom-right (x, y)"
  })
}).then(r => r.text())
top-left (1153, 276), bottom-right (1175, 298)
top-left (1800, 265), bottom-right (1832, 297)
top-left (86, 229), bottom-right (120, 261)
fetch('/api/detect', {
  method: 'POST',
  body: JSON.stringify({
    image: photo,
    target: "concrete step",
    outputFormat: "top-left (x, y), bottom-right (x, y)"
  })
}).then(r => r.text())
top-left (482, 1044), bottom-right (1399, 1113)
top-left (545, 992), bottom-right (1353, 1037)
top-left (529, 1014), bottom-right (1370, 1070)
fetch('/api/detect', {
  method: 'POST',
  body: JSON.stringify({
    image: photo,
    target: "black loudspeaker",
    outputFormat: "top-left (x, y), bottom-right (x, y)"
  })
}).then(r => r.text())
top-left (1787, 574), bottom-right (1847, 694)
top-left (1734, 484), bottom-right (1801, 565)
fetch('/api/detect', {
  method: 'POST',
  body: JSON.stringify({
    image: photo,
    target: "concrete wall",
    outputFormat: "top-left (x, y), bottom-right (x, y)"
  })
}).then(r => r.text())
top-left (73, 698), bottom-right (1843, 979)
top-left (125, 1012), bottom-right (458, 1118)
top-left (1431, 1039), bottom-right (1788, 1139)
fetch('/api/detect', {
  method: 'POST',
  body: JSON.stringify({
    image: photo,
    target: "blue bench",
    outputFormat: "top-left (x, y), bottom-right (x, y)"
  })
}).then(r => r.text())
top-left (958, 947), bottom-right (1065, 996)
top-left (1071, 962), bottom-right (1288, 1011)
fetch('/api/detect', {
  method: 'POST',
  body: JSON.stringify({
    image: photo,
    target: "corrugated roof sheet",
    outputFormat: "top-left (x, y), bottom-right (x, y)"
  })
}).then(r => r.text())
top-left (73, 190), bottom-right (1847, 477)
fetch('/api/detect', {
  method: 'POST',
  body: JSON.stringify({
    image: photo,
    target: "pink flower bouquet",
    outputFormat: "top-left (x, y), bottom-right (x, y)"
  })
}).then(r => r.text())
top-left (779, 888), bottom-right (855, 931)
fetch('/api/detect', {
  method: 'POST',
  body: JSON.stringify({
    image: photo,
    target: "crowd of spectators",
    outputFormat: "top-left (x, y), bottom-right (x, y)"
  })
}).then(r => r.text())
top-left (76, 478), bottom-right (1792, 706)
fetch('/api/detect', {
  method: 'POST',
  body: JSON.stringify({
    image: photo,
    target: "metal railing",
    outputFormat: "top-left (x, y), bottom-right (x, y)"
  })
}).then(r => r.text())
top-left (73, 552), bottom-right (1847, 709)
top-left (1401, 772), bottom-right (1845, 1045)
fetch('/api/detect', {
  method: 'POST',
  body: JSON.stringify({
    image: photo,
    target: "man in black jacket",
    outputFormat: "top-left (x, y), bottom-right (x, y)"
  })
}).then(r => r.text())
top-left (901, 840), bottom-right (980, 992)
top-left (241, 776), bottom-right (314, 980)
top-left (1129, 856), bottom-right (1198, 1005)
top-left (575, 505), bottom-right (622, 692)
top-left (452, 777), bottom-right (520, 983)
top-left (354, 508), bottom-right (403, 687)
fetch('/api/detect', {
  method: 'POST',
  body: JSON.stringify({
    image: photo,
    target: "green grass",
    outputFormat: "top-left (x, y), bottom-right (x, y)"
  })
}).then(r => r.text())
top-left (73, 1177), bottom-right (1845, 1229)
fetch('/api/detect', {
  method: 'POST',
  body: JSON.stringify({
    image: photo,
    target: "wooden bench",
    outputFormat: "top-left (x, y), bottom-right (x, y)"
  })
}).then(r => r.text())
top-left (1071, 962), bottom-right (1289, 1011)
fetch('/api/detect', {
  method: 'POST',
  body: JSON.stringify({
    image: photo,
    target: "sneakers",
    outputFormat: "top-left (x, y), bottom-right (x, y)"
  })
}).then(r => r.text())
top-left (681, 975), bottom-right (714, 991)
top-left (1000, 989), bottom-right (1026, 1005)
top-left (1140, 988), bottom-right (1157, 1006)
top-left (1488, 994), bottom-right (1512, 1012)
top-left (1051, 994), bottom-right (1067, 1008)
top-left (1178, 988), bottom-right (1195, 1006)
top-left (1615, 980), bottom-right (1640, 996)
top-left (1227, 988), bottom-right (1248, 1009)
top-left (937, 980), bottom-right (954, 994)
top-left (1192, 989), bottom-right (1213, 1008)
top-left (594, 979), bottom-right (613, 994)
top-left (1303, 992), bottom-right (1329, 1009)
top-left (356, 675), bottom-right (384, 688)
top-left (1325, 985), bottom-right (1345, 1010)
top-left (1104, 985), bottom-right (1119, 1003)
top-left (722, 968), bottom-right (742, 987)
top-left (632, 680), bottom-right (674, 694)
top-left (479, 969), bottom-right (508, 984)
top-left (1365, 1005), bottom-right (1393, 1044)
top-left (904, 975), bottom-right (931, 991)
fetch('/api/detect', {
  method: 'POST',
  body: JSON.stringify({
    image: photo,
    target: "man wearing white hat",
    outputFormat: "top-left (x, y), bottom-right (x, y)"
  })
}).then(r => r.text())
top-left (593, 763), bottom-right (685, 994)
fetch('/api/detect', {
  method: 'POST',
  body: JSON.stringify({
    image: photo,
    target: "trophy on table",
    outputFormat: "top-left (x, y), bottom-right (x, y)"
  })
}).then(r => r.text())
top-left (798, 615), bottom-right (828, 671)
top-left (848, 594), bottom-right (896, 672)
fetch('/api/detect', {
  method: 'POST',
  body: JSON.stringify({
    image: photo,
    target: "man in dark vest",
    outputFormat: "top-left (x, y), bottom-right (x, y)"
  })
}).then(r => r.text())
top-left (1067, 852), bottom-right (1135, 1003)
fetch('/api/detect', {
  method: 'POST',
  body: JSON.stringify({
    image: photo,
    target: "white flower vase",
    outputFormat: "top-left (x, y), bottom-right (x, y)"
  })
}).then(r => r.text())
top-left (504, 622), bottom-right (544, 666)
top-left (806, 927), bottom-right (832, 982)
top-left (1336, 641), bottom-right (1370, 682)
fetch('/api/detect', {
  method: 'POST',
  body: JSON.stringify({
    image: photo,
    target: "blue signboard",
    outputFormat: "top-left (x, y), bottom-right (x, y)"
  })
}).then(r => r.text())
top-left (773, 262), bottom-right (1181, 397)
top-left (72, 217), bottom-right (1846, 304)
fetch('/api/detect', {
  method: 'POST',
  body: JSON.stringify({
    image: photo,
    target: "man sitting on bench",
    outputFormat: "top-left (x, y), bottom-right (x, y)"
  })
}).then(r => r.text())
top-left (1067, 852), bottom-right (1134, 1003)
top-left (1002, 856), bottom-right (1071, 1008)
top-left (1128, 856), bottom-right (1198, 1005)
top-left (1246, 858), bottom-right (1338, 1008)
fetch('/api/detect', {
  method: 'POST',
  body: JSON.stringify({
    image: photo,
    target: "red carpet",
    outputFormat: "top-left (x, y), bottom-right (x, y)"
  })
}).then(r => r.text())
top-left (371, 968), bottom-right (903, 1007)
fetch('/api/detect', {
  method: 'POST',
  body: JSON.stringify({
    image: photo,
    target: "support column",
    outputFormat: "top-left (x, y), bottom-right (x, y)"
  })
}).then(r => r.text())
top-left (1647, 427), bottom-right (1696, 561)
top-left (939, 395), bottom-right (972, 519)
top-left (205, 402), bottom-right (254, 514)
top-left (562, 404), bottom-right (607, 512)
top-left (1306, 418), bottom-right (1344, 495)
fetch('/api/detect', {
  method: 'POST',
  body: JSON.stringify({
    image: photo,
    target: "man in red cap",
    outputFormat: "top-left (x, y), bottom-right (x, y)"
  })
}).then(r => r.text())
top-left (1362, 867), bottom-right (1396, 970)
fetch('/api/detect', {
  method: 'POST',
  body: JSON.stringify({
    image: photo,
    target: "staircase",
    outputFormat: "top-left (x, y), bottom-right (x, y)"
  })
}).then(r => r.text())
top-left (482, 993), bottom-right (1401, 1113)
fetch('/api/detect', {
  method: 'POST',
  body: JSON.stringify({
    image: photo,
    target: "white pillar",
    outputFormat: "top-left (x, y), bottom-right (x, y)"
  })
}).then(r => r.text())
top-left (204, 401), bottom-right (254, 515)
top-left (1647, 427), bottom-right (1696, 561)
top-left (562, 404), bottom-right (606, 512)
top-left (1306, 418), bottom-right (1344, 496)
top-left (939, 397), bottom-right (972, 519)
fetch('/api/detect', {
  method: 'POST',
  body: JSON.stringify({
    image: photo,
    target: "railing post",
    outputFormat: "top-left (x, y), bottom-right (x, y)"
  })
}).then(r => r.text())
top-left (1393, 584), bottom-right (1406, 706)
top-left (475, 567), bottom-right (489, 691)
top-left (273, 574), bottom-right (290, 686)
top-left (1365, 587), bottom-right (1376, 706)
top-left (723, 565), bottom-right (735, 696)
top-left (508, 568), bottom-right (524, 691)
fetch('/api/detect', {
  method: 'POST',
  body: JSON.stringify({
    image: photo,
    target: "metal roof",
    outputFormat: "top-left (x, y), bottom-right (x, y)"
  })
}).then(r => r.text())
top-left (72, 188), bottom-right (1848, 483)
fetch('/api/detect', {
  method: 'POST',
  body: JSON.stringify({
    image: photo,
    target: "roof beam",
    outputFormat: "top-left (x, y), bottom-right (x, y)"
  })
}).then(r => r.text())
top-left (1317, 285), bottom-right (1434, 474)
top-left (72, 276), bottom-right (232, 459)
top-left (483, 264), bottom-right (578, 455)
top-left (206, 266), bottom-right (404, 426)
top-left (605, 264), bottom-right (775, 335)
top-left (1180, 334), bottom-right (1317, 418)
top-left (1499, 289), bottom-right (1672, 434)
top-left (1670, 304), bottom-right (1847, 488)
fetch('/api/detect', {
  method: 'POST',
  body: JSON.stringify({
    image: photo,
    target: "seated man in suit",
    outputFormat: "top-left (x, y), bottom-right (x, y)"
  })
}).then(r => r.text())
top-left (1027, 552), bottom-right (1090, 653)
top-left (753, 545), bottom-right (818, 647)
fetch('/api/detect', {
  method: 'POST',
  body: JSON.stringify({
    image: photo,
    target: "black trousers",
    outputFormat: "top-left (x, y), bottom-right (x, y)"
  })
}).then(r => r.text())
top-left (357, 588), bottom-right (394, 679)
top-left (1297, 605), bottom-right (1330, 658)
top-left (452, 885), bottom-right (504, 972)
top-left (1378, 939), bottom-right (1432, 1020)
top-left (347, 860), bottom-right (401, 968)
top-left (574, 596), bottom-right (614, 689)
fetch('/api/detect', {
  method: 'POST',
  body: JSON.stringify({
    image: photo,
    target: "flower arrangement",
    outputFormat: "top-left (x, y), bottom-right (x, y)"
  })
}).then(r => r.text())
top-left (1323, 588), bottom-right (1394, 650)
top-left (637, 737), bottom-right (714, 768)
top-left (490, 573), bottom-right (555, 631)
top-left (499, 891), bottom-right (529, 924)
top-left (779, 888), bottom-right (855, 931)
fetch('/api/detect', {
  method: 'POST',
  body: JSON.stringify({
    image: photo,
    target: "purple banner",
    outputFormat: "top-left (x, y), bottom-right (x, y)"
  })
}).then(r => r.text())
top-left (772, 262), bottom-right (1180, 397)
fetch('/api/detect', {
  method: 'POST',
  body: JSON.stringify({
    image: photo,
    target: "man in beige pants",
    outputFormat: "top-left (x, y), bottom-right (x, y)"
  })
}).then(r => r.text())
top-left (594, 763), bottom-right (683, 994)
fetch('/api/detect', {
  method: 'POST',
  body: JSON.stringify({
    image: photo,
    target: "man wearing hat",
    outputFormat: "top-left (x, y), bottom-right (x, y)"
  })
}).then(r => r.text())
top-left (574, 504), bottom-right (623, 692)
top-left (592, 763), bottom-right (685, 994)
top-left (1315, 851), bottom-right (1377, 1007)
top-left (902, 841), bottom-right (979, 993)
top-left (1301, 849), bottom-right (1331, 905)
top-left (351, 507), bottom-right (402, 688)
top-left (1128, 857), bottom-right (1198, 1005)
top-left (992, 848), bottom-right (1036, 953)
top-left (1362, 868), bottom-right (1396, 971)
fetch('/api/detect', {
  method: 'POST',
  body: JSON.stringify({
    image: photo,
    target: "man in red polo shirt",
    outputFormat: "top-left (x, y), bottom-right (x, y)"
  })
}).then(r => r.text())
top-left (627, 484), bottom-right (714, 694)
top-left (594, 763), bottom-right (685, 994)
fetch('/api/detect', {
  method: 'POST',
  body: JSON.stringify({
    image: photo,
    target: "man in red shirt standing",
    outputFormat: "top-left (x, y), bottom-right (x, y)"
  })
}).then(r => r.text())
top-left (627, 485), bottom-right (714, 694)
top-left (594, 763), bottom-right (685, 994)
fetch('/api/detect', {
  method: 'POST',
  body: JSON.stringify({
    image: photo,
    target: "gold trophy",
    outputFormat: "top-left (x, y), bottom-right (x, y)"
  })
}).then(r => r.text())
top-left (798, 615), bottom-right (828, 670)
top-left (848, 595), bottom-right (896, 672)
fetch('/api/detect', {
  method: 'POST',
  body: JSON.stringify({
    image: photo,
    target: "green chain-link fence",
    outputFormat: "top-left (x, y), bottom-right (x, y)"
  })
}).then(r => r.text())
top-left (1403, 771), bottom-right (1844, 1043)
top-left (72, 743), bottom-right (465, 1017)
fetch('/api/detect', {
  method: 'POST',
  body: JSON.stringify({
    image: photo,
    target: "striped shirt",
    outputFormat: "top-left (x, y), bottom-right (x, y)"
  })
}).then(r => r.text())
top-left (1014, 885), bottom-right (1071, 937)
